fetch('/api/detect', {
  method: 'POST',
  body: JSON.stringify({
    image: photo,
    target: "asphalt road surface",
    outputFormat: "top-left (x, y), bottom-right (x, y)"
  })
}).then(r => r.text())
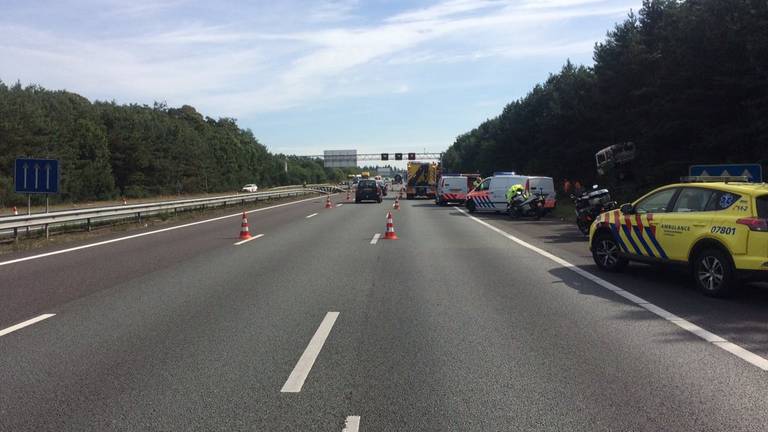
top-left (2, 190), bottom-right (768, 431)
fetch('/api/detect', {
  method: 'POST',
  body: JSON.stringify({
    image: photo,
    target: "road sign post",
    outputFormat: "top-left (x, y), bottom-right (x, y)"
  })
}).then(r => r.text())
top-left (15, 158), bottom-right (60, 217)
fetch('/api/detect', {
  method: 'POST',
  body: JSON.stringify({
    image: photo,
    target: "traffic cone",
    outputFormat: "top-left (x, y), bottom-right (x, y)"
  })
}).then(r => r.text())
top-left (12, 206), bottom-right (18, 216)
top-left (346, 189), bottom-right (351, 201)
top-left (393, 197), bottom-right (400, 210)
top-left (239, 212), bottom-right (252, 240)
top-left (122, 197), bottom-right (127, 205)
top-left (383, 211), bottom-right (398, 240)
top-left (325, 195), bottom-right (333, 209)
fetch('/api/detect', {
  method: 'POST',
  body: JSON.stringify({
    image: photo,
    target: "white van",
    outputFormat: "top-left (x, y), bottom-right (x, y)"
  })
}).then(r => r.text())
top-left (465, 175), bottom-right (528, 212)
top-left (526, 176), bottom-right (557, 210)
top-left (436, 175), bottom-right (470, 205)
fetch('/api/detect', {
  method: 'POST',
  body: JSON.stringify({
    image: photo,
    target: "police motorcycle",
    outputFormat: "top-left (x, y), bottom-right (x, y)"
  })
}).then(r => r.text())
top-left (507, 187), bottom-right (546, 220)
top-left (572, 185), bottom-right (617, 235)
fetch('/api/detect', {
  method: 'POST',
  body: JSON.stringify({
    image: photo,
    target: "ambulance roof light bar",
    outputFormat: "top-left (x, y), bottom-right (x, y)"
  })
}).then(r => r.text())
top-left (680, 175), bottom-right (751, 183)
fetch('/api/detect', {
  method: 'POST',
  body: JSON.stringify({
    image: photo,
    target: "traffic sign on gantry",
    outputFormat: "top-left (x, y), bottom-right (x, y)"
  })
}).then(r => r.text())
top-left (14, 158), bottom-right (60, 194)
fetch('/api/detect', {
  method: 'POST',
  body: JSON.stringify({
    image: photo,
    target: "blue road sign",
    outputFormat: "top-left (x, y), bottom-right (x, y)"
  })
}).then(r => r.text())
top-left (689, 163), bottom-right (763, 182)
top-left (14, 158), bottom-right (60, 194)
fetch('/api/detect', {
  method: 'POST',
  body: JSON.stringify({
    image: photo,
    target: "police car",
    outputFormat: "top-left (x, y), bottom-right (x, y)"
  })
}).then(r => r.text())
top-left (589, 177), bottom-right (768, 297)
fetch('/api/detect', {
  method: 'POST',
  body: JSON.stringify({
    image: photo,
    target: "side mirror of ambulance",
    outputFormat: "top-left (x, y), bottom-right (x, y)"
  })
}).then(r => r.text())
top-left (619, 203), bottom-right (634, 215)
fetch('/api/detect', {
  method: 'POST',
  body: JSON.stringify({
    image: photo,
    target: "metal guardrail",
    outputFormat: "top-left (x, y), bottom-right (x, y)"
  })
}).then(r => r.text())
top-left (0, 185), bottom-right (344, 240)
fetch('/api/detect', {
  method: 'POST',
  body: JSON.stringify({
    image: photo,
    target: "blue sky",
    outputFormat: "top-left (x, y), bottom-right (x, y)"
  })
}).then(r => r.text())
top-left (1, 0), bottom-right (641, 159)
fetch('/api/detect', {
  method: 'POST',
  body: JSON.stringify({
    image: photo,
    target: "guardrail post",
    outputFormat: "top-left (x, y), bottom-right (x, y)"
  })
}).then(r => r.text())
top-left (87, 218), bottom-right (92, 232)
top-left (13, 227), bottom-right (18, 242)
top-left (45, 223), bottom-right (49, 239)
top-left (137, 212), bottom-right (142, 224)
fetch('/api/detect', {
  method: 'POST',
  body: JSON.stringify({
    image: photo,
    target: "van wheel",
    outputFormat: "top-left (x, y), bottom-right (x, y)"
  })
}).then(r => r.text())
top-left (466, 200), bottom-right (476, 213)
top-left (693, 248), bottom-right (736, 297)
top-left (591, 232), bottom-right (628, 272)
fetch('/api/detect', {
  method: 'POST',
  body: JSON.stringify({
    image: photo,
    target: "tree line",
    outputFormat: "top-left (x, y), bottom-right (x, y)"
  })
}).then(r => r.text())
top-left (0, 82), bottom-right (360, 206)
top-left (442, 0), bottom-right (768, 198)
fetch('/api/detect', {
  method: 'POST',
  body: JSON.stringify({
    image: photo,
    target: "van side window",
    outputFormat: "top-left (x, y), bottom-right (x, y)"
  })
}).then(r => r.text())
top-left (672, 188), bottom-right (714, 212)
top-left (478, 179), bottom-right (491, 191)
top-left (635, 188), bottom-right (677, 213)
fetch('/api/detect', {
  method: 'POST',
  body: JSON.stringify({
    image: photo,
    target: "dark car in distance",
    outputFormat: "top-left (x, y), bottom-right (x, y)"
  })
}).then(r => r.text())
top-left (356, 179), bottom-right (382, 203)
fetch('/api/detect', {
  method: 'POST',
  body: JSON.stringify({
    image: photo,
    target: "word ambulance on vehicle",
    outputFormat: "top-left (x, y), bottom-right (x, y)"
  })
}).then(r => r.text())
top-left (589, 177), bottom-right (768, 297)
top-left (436, 173), bottom-right (480, 206)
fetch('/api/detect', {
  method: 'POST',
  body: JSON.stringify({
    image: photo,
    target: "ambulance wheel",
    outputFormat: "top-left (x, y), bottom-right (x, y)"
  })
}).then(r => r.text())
top-left (592, 232), bottom-right (628, 272)
top-left (692, 248), bottom-right (736, 297)
top-left (466, 201), bottom-right (476, 213)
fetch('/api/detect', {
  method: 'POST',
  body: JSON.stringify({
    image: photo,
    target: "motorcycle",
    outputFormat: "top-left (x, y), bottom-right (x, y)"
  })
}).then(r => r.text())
top-left (572, 185), bottom-right (617, 235)
top-left (507, 191), bottom-right (546, 220)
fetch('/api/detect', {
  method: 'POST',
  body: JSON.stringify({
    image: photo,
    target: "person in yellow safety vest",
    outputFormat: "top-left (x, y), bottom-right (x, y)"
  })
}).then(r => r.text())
top-left (505, 183), bottom-right (527, 204)
top-left (473, 177), bottom-right (482, 190)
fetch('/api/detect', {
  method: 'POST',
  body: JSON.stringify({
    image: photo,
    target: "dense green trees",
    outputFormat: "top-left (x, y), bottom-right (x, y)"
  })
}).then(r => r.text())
top-left (0, 82), bottom-right (350, 206)
top-left (443, 0), bottom-right (768, 196)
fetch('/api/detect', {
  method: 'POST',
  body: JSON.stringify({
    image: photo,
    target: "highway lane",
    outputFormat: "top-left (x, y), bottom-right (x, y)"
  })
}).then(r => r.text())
top-left (0, 194), bottom-right (338, 329)
top-left (459, 208), bottom-right (768, 359)
top-left (2, 192), bottom-right (768, 430)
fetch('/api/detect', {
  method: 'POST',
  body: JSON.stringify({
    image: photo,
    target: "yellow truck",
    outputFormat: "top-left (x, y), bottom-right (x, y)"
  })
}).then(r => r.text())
top-left (406, 162), bottom-right (438, 199)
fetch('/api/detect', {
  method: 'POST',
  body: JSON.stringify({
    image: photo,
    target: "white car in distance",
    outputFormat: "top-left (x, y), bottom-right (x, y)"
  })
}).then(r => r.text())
top-left (241, 184), bottom-right (259, 193)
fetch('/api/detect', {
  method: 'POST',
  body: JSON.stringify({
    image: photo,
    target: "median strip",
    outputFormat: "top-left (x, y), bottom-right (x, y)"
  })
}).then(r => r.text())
top-left (0, 314), bottom-right (55, 338)
top-left (281, 312), bottom-right (339, 393)
top-left (455, 206), bottom-right (768, 371)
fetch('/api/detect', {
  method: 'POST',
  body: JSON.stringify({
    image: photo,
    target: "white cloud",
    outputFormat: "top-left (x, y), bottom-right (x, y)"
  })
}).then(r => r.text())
top-left (0, 0), bottom-right (638, 117)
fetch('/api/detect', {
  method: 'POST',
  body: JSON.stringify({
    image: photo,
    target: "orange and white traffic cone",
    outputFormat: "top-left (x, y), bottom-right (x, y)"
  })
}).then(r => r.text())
top-left (393, 197), bottom-right (400, 211)
top-left (12, 206), bottom-right (18, 216)
top-left (383, 211), bottom-right (398, 240)
top-left (122, 197), bottom-right (127, 205)
top-left (239, 212), bottom-right (252, 240)
top-left (325, 195), bottom-right (333, 209)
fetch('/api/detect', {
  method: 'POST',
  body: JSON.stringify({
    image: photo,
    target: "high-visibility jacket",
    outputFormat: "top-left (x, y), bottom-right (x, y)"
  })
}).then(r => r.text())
top-left (506, 184), bottom-right (526, 203)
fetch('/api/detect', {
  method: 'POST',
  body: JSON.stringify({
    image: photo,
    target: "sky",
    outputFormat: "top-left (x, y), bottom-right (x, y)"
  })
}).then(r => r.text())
top-left (1, 0), bottom-right (642, 161)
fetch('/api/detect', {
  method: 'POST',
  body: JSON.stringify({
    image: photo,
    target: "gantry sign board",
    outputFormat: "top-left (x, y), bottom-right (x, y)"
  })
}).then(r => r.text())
top-left (689, 164), bottom-right (763, 182)
top-left (14, 158), bottom-right (60, 194)
top-left (323, 150), bottom-right (357, 168)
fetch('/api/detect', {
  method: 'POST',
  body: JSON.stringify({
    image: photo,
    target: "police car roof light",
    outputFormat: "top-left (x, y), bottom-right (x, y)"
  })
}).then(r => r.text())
top-left (493, 172), bottom-right (516, 176)
top-left (680, 175), bottom-right (751, 183)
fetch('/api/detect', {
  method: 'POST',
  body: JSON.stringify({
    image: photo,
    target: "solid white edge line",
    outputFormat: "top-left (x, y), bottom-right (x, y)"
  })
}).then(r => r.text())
top-left (453, 206), bottom-right (768, 371)
top-left (306, 213), bottom-right (319, 219)
top-left (233, 233), bottom-right (265, 246)
top-left (370, 233), bottom-right (381, 245)
top-left (343, 416), bottom-right (361, 432)
top-left (0, 314), bottom-right (56, 337)
top-left (0, 194), bottom-right (335, 267)
top-left (281, 311), bottom-right (340, 392)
